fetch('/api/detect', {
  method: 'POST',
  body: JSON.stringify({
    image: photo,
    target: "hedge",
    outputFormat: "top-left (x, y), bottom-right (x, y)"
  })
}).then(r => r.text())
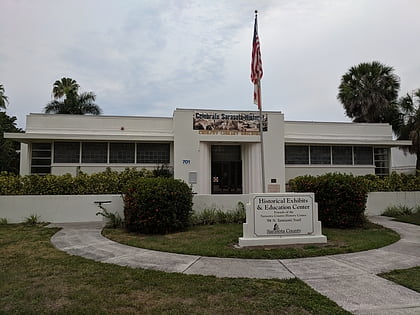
top-left (362, 172), bottom-right (420, 192)
top-left (123, 177), bottom-right (193, 234)
top-left (289, 173), bottom-right (368, 228)
top-left (0, 168), bottom-right (154, 195)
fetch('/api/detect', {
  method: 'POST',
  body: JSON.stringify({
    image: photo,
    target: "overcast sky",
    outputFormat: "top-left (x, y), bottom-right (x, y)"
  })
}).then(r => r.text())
top-left (1, 0), bottom-right (420, 128)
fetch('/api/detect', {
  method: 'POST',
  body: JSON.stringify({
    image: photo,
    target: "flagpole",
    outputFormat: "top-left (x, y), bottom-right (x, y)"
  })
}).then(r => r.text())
top-left (258, 81), bottom-right (266, 193)
top-left (252, 10), bottom-right (266, 193)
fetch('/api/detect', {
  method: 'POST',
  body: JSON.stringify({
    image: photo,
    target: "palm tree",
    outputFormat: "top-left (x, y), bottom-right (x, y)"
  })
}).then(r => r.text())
top-left (338, 61), bottom-right (400, 130)
top-left (0, 84), bottom-right (9, 110)
top-left (44, 91), bottom-right (101, 115)
top-left (396, 89), bottom-right (420, 174)
top-left (44, 78), bottom-right (102, 115)
top-left (52, 77), bottom-right (80, 100)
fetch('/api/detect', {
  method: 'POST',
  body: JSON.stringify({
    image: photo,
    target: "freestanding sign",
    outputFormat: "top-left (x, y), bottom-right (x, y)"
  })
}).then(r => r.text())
top-left (239, 193), bottom-right (327, 247)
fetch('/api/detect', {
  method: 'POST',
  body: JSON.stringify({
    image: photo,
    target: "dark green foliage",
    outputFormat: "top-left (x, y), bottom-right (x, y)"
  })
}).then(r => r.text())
top-left (0, 112), bottom-right (23, 174)
top-left (96, 206), bottom-right (124, 228)
top-left (0, 168), bottom-right (152, 195)
top-left (44, 77), bottom-right (102, 115)
top-left (363, 172), bottom-right (420, 191)
top-left (124, 178), bottom-right (193, 234)
top-left (338, 61), bottom-right (401, 131)
top-left (152, 164), bottom-right (173, 178)
top-left (289, 173), bottom-right (368, 228)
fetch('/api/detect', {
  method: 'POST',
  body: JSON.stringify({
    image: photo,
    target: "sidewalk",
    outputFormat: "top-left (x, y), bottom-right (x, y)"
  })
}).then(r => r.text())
top-left (49, 216), bottom-right (420, 314)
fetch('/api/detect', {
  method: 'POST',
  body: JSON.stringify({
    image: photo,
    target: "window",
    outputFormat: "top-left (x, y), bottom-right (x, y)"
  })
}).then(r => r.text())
top-left (310, 146), bottom-right (331, 164)
top-left (137, 143), bottom-right (170, 164)
top-left (332, 146), bottom-right (352, 165)
top-left (374, 148), bottom-right (389, 176)
top-left (109, 143), bottom-right (135, 163)
top-left (354, 147), bottom-right (373, 165)
top-left (285, 145), bottom-right (309, 164)
top-left (82, 142), bottom-right (108, 163)
top-left (31, 143), bottom-right (51, 175)
top-left (54, 142), bottom-right (80, 163)
top-left (211, 145), bottom-right (241, 161)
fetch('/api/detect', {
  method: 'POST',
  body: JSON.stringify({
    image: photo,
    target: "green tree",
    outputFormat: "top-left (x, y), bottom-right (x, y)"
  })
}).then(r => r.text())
top-left (338, 61), bottom-right (401, 130)
top-left (396, 89), bottom-right (420, 174)
top-left (0, 112), bottom-right (22, 174)
top-left (44, 91), bottom-right (101, 115)
top-left (0, 84), bottom-right (9, 110)
top-left (44, 78), bottom-right (102, 115)
top-left (52, 77), bottom-right (80, 99)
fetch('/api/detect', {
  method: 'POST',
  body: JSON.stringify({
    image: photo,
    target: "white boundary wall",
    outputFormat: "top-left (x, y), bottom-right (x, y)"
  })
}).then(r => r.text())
top-left (1, 192), bottom-right (419, 223)
top-left (0, 195), bottom-right (124, 223)
top-left (365, 191), bottom-right (420, 216)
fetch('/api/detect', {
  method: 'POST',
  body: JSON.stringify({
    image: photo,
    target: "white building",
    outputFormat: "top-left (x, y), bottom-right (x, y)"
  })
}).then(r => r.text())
top-left (5, 108), bottom-right (411, 194)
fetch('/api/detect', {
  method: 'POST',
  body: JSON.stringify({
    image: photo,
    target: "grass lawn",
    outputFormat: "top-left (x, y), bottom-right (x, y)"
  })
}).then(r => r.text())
top-left (103, 221), bottom-right (400, 259)
top-left (392, 211), bottom-right (420, 226)
top-left (380, 267), bottom-right (420, 293)
top-left (0, 224), bottom-right (350, 314)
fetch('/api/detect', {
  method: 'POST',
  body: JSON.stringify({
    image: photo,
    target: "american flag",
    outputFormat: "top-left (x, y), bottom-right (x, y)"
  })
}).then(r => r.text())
top-left (251, 11), bottom-right (263, 109)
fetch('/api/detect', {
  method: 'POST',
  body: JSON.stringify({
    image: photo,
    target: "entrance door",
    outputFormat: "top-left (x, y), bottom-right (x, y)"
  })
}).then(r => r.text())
top-left (211, 145), bottom-right (242, 194)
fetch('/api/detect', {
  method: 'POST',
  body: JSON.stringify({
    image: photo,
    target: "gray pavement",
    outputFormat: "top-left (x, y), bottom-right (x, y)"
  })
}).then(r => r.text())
top-left (49, 216), bottom-right (420, 314)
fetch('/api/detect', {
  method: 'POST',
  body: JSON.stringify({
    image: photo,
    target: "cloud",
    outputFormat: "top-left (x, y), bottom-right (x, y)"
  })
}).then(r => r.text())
top-left (1, 0), bottom-right (420, 128)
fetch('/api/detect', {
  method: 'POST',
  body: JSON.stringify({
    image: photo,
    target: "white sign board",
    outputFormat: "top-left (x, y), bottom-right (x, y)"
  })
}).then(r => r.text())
top-left (239, 193), bottom-right (327, 247)
top-left (254, 195), bottom-right (314, 236)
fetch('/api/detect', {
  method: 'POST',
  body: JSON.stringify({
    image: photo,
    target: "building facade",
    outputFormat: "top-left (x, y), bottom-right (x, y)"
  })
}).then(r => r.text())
top-left (6, 108), bottom-right (410, 194)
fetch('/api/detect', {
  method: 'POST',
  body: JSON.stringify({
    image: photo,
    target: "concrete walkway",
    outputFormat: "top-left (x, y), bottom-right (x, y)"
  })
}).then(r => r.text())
top-left (49, 216), bottom-right (420, 314)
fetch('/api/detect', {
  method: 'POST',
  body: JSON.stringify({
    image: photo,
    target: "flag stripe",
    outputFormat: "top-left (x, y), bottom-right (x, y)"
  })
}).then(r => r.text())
top-left (251, 13), bottom-right (263, 109)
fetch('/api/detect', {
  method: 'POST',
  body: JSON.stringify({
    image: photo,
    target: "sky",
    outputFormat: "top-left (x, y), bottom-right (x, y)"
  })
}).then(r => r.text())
top-left (1, 0), bottom-right (420, 129)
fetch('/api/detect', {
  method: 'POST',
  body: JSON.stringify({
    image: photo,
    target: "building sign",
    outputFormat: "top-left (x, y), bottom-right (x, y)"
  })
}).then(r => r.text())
top-left (193, 111), bottom-right (267, 134)
top-left (253, 195), bottom-right (314, 236)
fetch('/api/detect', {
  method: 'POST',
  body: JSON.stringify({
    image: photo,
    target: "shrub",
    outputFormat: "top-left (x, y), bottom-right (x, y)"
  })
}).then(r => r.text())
top-left (24, 214), bottom-right (41, 226)
top-left (0, 167), bottom-right (152, 195)
top-left (190, 202), bottom-right (246, 225)
top-left (382, 205), bottom-right (413, 217)
top-left (0, 218), bottom-right (8, 225)
top-left (96, 207), bottom-right (124, 228)
top-left (289, 173), bottom-right (368, 228)
top-left (363, 172), bottom-right (420, 192)
top-left (123, 178), bottom-right (193, 234)
top-left (152, 164), bottom-right (173, 178)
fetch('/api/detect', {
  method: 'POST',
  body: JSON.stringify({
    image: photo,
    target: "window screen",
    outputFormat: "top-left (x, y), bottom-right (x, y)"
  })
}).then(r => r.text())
top-left (82, 142), bottom-right (108, 163)
top-left (109, 143), bottom-right (135, 163)
top-left (54, 142), bottom-right (80, 163)
top-left (354, 147), bottom-right (373, 165)
top-left (332, 146), bottom-right (352, 165)
top-left (285, 146), bottom-right (309, 164)
top-left (31, 143), bottom-right (52, 175)
top-left (137, 143), bottom-right (170, 164)
top-left (310, 146), bottom-right (331, 164)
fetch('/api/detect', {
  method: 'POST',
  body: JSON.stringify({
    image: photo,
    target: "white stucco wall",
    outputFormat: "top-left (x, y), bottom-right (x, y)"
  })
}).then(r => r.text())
top-left (1, 191), bottom-right (418, 223)
top-left (173, 109), bottom-right (285, 194)
top-left (391, 147), bottom-right (416, 175)
top-left (192, 194), bottom-right (249, 213)
top-left (0, 194), bottom-right (123, 223)
top-left (366, 191), bottom-right (420, 215)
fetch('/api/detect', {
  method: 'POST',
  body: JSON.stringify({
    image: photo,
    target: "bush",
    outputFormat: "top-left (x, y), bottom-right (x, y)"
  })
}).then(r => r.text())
top-left (123, 178), bottom-right (193, 234)
top-left (289, 173), bottom-right (368, 228)
top-left (96, 207), bottom-right (124, 228)
top-left (24, 214), bottom-right (41, 226)
top-left (363, 172), bottom-right (420, 192)
top-left (190, 202), bottom-right (246, 225)
top-left (382, 205), bottom-right (414, 217)
top-left (0, 168), bottom-right (152, 195)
